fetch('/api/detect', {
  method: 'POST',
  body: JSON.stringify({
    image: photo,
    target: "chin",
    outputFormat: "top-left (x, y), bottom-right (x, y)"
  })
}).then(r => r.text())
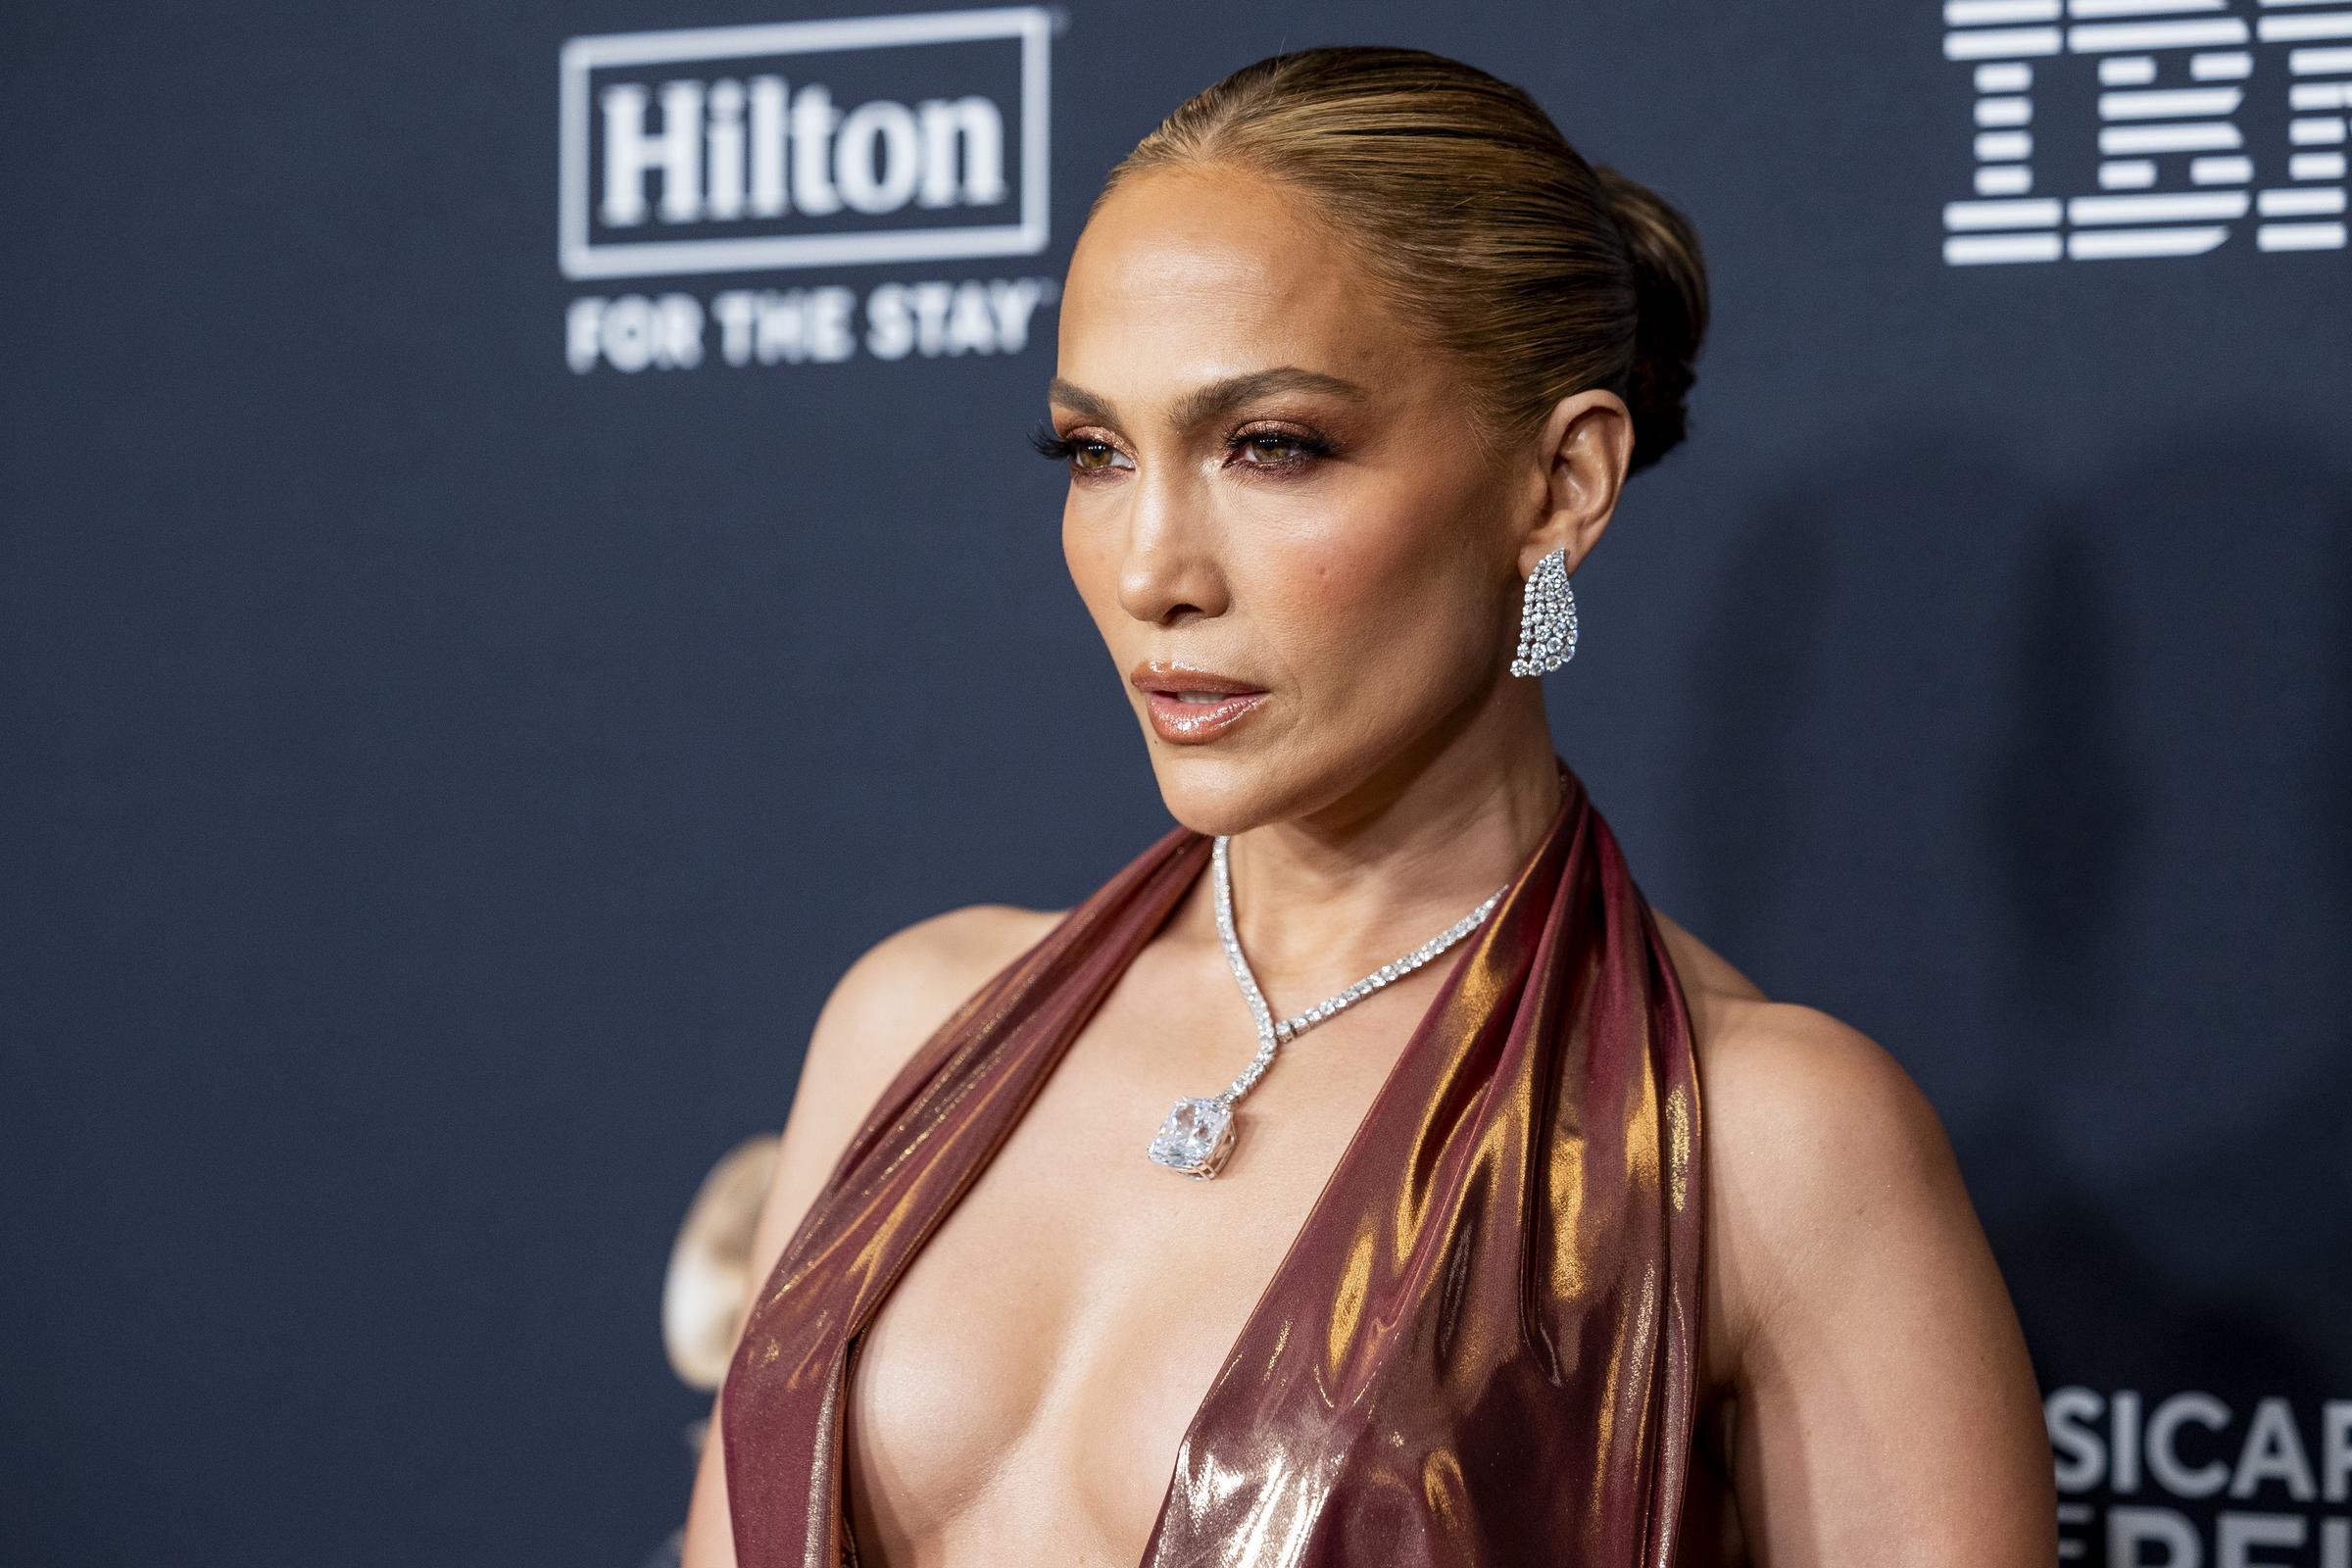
top-left (1143, 742), bottom-right (1319, 838)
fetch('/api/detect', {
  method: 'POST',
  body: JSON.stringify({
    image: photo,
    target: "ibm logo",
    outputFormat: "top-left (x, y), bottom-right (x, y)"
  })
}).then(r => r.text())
top-left (559, 7), bottom-right (1053, 279)
top-left (1942, 0), bottom-right (2351, 263)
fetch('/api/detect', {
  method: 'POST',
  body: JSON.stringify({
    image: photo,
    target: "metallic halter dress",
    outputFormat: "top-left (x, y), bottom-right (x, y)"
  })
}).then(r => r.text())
top-left (720, 759), bottom-right (1705, 1567)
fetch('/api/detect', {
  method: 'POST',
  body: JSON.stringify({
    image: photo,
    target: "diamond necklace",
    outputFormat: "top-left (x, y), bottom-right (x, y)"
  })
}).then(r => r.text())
top-left (1145, 835), bottom-right (1509, 1180)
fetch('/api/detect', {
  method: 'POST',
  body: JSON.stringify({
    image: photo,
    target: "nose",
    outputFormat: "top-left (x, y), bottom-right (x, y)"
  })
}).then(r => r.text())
top-left (1116, 466), bottom-right (1228, 627)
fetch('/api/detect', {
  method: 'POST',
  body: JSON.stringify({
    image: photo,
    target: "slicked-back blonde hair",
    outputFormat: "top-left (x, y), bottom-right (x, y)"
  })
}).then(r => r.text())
top-left (1095, 45), bottom-right (1709, 477)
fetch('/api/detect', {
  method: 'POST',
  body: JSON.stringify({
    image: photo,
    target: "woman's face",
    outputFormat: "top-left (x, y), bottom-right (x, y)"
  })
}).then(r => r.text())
top-left (1050, 162), bottom-right (1543, 835)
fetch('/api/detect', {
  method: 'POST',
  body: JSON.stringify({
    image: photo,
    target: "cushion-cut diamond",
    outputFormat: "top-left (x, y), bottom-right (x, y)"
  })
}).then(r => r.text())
top-left (1147, 1096), bottom-right (1236, 1178)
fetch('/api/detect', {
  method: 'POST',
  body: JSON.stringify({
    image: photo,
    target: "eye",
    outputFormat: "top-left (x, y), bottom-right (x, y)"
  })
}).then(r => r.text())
top-left (1229, 425), bottom-right (1334, 471)
top-left (1028, 416), bottom-right (1130, 478)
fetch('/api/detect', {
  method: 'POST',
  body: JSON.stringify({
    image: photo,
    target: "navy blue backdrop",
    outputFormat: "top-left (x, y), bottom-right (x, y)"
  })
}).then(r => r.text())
top-left (4, 3), bottom-right (2347, 1564)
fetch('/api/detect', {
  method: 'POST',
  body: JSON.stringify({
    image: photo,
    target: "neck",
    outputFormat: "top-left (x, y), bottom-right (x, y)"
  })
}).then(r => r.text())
top-left (1213, 720), bottom-right (1566, 1001)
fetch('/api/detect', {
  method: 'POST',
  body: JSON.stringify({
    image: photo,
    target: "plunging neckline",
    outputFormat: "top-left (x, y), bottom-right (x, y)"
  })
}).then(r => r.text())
top-left (722, 753), bottom-right (1705, 1568)
top-left (826, 797), bottom-right (1567, 1564)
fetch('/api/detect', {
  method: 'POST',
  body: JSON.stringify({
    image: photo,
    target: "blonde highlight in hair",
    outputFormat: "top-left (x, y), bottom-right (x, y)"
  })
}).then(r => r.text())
top-left (1094, 46), bottom-right (1709, 476)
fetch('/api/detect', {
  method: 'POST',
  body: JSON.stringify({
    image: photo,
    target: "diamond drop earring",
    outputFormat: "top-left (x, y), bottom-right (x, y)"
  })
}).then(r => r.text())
top-left (1509, 545), bottom-right (1579, 677)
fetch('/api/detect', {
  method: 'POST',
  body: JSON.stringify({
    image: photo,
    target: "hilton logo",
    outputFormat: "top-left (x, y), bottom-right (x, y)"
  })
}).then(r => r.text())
top-left (559, 7), bottom-right (1053, 279)
top-left (558, 8), bottom-right (1060, 372)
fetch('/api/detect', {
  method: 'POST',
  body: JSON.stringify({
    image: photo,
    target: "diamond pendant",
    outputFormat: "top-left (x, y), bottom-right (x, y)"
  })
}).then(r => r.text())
top-left (1146, 1096), bottom-right (1237, 1179)
top-left (1153, 834), bottom-right (1508, 1185)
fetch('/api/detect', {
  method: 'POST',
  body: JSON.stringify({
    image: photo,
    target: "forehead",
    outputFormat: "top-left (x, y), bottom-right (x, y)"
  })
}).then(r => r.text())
top-left (1056, 163), bottom-right (1414, 411)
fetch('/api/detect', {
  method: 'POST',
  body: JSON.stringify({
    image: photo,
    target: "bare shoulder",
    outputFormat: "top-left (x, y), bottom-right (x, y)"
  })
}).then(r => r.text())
top-left (1647, 907), bottom-right (2054, 1561)
top-left (808, 903), bottom-right (1070, 1096)
top-left (1652, 906), bottom-right (1948, 1182)
top-left (1648, 906), bottom-right (1964, 1344)
top-left (776, 906), bottom-right (1072, 1189)
top-left (749, 903), bottom-right (1069, 1274)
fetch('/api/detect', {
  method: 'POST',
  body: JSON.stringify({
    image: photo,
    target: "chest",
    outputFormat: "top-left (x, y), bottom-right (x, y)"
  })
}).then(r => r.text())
top-left (841, 962), bottom-right (1436, 1562)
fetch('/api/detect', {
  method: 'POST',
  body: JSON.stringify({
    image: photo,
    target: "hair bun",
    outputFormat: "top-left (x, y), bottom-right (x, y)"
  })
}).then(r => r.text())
top-left (1591, 165), bottom-right (1709, 474)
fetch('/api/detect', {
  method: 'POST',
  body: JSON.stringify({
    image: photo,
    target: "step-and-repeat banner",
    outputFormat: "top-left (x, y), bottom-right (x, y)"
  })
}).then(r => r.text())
top-left (5, 3), bottom-right (2346, 1563)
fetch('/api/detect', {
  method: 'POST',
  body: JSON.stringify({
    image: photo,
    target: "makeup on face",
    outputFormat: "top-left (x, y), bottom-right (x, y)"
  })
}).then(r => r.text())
top-left (1129, 660), bottom-right (1270, 744)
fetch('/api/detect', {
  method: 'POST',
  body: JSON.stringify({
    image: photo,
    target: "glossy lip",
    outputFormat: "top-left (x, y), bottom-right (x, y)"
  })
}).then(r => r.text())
top-left (1128, 660), bottom-right (1270, 745)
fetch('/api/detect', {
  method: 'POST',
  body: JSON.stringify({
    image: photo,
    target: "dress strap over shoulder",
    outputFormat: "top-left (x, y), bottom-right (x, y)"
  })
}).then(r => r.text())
top-left (721, 758), bottom-right (1705, 1568)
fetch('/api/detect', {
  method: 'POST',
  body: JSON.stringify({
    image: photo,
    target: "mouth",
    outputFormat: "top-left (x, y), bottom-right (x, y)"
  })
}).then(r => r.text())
top-left (1129, 662), bottom-right (1270, 744)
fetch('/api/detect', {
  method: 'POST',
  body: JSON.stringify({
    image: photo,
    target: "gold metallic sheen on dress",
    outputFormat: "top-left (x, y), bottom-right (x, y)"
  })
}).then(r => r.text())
top-left (719, 757), bottom-right (1706, 1567)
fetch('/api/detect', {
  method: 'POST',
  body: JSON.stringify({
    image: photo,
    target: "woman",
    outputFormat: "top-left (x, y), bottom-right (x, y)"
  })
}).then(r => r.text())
top-left (683, 45), bottom-right (2056, 1568)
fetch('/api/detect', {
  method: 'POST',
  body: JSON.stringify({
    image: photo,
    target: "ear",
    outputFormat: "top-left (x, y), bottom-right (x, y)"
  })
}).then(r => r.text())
top-left (1517, 389), bottom-right (1633, 579)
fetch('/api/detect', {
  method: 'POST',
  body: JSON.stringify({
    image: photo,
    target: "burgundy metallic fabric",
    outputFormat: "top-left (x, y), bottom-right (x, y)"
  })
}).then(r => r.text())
top-left (721, 760), bottom-right (1705, 1566)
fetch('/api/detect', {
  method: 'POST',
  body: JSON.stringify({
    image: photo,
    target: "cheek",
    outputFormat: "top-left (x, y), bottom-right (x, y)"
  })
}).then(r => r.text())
top-left (1061, 503), bottom-right (1115, 622)
top-left (1256, 512), bottom-right (1489, 681)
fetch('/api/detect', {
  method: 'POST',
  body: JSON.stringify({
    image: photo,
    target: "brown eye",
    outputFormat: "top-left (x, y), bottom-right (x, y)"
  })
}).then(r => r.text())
top-left (1229, 427), bottom-right (1332, 470)
top-left (1071, 440), bottom-right (1118, 471)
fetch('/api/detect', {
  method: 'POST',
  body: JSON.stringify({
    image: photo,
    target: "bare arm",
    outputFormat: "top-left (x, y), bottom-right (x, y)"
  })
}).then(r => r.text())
top-left (679, 904), bottom-right (1058, 1568)
top-left (1707, 1002), bottom-right (2057, 1565)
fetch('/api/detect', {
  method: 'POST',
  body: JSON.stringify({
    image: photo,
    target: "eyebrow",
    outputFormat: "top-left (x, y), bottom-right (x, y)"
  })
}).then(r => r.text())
top-left (1047, 367), bottom-right (1370, 430)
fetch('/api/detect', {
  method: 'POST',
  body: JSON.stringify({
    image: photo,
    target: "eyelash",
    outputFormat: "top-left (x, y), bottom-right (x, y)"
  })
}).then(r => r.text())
top-left (1026, 417), bottom-right (1334, 479)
